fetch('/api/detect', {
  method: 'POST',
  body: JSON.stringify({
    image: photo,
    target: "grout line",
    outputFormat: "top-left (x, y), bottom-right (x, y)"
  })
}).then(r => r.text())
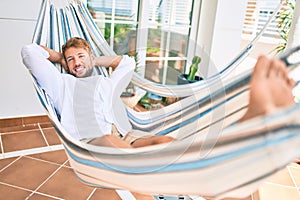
top-left (1, 125), bottom-right (54, 135)
top-left (116, 190), bottom-right (136, 200)
top-left (0, 156), bottom-right (22, 173)
top-left (0, 145), bottom-right (64, 159)
top-left (287, 166), bottom-right (300, 196)
top-left (0, 125), bottom-right (53, 135)
top-left (251, 192), bottom-right (256, 200)
top-left (38, 123), bottom-right (50, 146)
top-left (1, 127), bottom-right (40, 135)
top-left (288, 164), bottom-right (300, 170)
top-left (26, 159), bottom-right (69, 199)
top-left (0, 181), bottom-right (34, 193)
top-left (87, 188), bottom-right (97, 200)
top-left (263, 181), bottom-right (299, 189)
top-left (25, 191), bottom-right (64, 200)
top-left (0, 181), bottom-right (63, 200)
top-left (0, 134), bottom-right (3, 157)
top-left (25, 153), bottom-right (68, 168)
top-left (21, 117), bottom-right (24, 127)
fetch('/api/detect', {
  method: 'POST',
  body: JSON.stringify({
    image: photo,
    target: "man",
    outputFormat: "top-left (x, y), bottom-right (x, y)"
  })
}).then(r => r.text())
top-left (22, 37), bottom-right (173, 148)
top-left (21, 37), bottom-right (295, 148)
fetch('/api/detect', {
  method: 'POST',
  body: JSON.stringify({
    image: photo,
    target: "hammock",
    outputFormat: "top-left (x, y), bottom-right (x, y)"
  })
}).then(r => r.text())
top-left (28, 0), bottom-right (300, 199)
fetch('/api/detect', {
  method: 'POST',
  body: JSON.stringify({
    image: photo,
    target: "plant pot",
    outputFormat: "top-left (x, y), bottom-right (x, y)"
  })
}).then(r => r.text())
top-left (177, 74), bottom-right (203, 85)
top-left (121, 82), bottom-right (135, 97)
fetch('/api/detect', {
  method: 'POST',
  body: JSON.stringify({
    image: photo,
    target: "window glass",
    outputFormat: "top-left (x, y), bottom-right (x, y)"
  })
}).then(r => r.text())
top-left (88, 0), bottom-right (195, 85)
top-left (87, 0), bottom-right (138, 55)
top-left (145, 0), bottom-right (194, 84)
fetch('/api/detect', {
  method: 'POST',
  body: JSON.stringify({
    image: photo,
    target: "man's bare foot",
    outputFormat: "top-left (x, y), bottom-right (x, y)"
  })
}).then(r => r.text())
top-left (240, 55), bottom-right (295, 122)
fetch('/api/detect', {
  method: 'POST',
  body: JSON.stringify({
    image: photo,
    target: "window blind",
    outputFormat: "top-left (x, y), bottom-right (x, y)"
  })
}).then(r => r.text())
top-left (242, 0), bottom-right (284, 42)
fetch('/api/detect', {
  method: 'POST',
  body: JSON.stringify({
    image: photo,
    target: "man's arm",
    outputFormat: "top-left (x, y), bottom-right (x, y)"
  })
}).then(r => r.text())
top-left (93, 55), bottom-right (123, 69)
top-left (40, 45), bottom-right (67, 71)
top-left (21, 43), bottom-right (64, 109)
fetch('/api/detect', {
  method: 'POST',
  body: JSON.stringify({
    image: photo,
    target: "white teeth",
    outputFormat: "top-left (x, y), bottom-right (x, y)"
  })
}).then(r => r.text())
top-left (75, 66), bottom-right (84, 73)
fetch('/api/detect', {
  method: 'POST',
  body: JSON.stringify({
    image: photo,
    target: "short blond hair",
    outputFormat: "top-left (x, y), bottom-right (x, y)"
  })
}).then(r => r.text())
top-left (62, 37), bottom-right (92, 56)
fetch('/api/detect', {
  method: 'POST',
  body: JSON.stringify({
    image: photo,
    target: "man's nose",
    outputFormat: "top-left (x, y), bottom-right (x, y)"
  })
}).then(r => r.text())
top-left (74, 57), bottom-right (80, 66)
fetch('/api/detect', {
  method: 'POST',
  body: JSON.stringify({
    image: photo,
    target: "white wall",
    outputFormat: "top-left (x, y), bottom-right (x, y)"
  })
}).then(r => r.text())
top-left (195, 0), bottom-right (247, 78)
top-left (210, 0), bottom-right (247, 75)
top-left (0, 0), bottom-right (45, 119)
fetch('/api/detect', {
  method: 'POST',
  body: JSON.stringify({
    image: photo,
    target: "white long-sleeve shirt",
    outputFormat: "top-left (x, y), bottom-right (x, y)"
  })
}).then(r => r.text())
top-left (21, 43), bottom-right (135, 140)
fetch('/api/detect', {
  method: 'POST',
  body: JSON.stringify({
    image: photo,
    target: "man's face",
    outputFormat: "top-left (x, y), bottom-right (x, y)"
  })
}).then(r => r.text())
top-left (64, 47), bottom-right (94, 78)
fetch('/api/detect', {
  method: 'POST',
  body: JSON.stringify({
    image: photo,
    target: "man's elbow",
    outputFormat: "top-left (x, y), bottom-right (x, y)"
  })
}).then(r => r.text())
top-left (21, 43), bottom-right (45, 59)
top-left (21, 44), bottom-right (35, 58)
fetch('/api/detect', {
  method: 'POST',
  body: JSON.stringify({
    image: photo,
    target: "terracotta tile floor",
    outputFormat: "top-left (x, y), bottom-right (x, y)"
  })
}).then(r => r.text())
top-left (1, 120), bottom-right (300, 200)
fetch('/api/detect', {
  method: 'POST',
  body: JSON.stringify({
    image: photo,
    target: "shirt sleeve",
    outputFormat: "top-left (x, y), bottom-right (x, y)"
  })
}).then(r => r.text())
top-left (109, 55), bottom-right (135, 96)
top-left (108, 55), bottom-right (135, 135)
top-left (21, 43), bottom-right (64, 110)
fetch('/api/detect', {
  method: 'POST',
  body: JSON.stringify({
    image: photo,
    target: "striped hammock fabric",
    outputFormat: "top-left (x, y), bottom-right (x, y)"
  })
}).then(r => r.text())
top-left (28, 0), bottom-right (300, 199)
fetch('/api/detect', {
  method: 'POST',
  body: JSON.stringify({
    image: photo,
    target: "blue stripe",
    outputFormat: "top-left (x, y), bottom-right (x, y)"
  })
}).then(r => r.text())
top-left (65, 126), bottom-right (300, 174)
top-left (148, 89), bottom-right (246, 136)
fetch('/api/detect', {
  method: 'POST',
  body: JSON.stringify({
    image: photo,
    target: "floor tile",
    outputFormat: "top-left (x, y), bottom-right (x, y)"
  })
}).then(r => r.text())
top-left (222, 194), bottom-right (252, 200)
top-left (132, 191), bottom-right (156, 200)
top-left (27, 192), bottom-right (62, 200)
top-left (258, 183), bottom-right (300, 200)
top-left (289, 162), bottom-right (300, 169)
top-left (63, 160), bottom-right (71, 167)
top-left (0, 183), bottom-right (32, 200)
top-left (27, 150), bottom-right (68, 165)
top-left (2, 115), bottom-right (299, 200)
top-left (288, 165), bottom-right (300, 188)
top-left (2, 130), bottom-right (47, 153)
top-left (42, 127), bottom-right (61, 146)
top-left (39, 122), bottom-right (55, 129)
top-left (23, 116), bottom-right (50, 125)
top-left (0, 156), bottom-right (59, 190)
top-left (0, 157), bottom-right (19, 171)
top-left (37, 166), bottom-right (95, 199)
top-left (89, 188), bottom-right (121, 200)
top-left (0, 118), bottom-right (23, 129)
top-left (266, 167), bottom-right (295, 187)
top-left (0, 124), bottom-right (39, 134)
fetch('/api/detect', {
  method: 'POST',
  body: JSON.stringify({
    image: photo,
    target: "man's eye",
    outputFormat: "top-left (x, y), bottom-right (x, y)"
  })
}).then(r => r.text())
top-left (67, 58), bottom-right (73, 62)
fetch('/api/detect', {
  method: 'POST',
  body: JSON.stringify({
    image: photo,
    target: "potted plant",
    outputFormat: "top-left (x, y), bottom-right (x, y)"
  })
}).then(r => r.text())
top-left (177, 55), bottom-right (203, 84)
top-left (272, 0), bottom-right (295, 54)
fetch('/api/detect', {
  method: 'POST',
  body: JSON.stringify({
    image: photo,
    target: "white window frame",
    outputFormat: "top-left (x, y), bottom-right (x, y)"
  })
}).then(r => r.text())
top-left (89, 0), bottom-right (202, 84)
top-left (136, 0), bottom-right (201, 84)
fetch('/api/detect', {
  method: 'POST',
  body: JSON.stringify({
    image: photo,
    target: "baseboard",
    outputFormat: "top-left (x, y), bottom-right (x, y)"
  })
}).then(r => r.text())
top-left (0, 115), bottom-right (50, 129)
